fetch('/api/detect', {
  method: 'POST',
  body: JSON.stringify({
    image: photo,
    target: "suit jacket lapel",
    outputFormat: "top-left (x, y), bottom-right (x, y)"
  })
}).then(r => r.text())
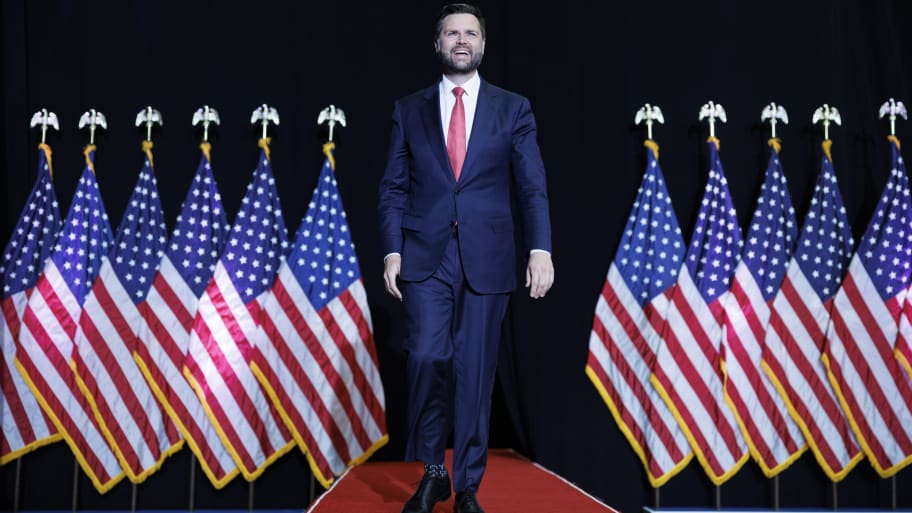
top-left (419, 85), bottom-right (454, 181)
top-left (461, 80), bottom-right (496, 181)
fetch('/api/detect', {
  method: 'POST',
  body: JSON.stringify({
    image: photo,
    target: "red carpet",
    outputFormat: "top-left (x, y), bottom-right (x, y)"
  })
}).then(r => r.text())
top-left (306, 449), bottom-right (619, 513)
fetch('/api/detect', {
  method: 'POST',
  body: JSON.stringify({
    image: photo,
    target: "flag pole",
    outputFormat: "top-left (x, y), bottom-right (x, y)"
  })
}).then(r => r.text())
top-left (71, 459), bottom-right (79, 513)
top-left (761, 102), bottom-right (788, 513)
top-left (635, 103), bottom-right (666, 509)
top-left (813, 103), bottom-right (849, 513)
top-left (70, 110), bottom-right (107, 513)
top-left (772, 475), bottom-right (779, 511)
top-left (248, 481), bottom-right (255, 513)
top-left (702, 101), bottom-right (729, 505)
top-left (189, 453), bottom-right (197, 512)
top-left (879, 98), bottom-right (906, 513)
top-left (309, 472), bottom-right (316, 504)
top-left (311, 106), bottom-right (346, 507)
top-left (132, 107), bottom-right (163, 513)
top-left (13, 458), bottom-right (22, 513)
top-left (186, 105), bottom-right (218, 513)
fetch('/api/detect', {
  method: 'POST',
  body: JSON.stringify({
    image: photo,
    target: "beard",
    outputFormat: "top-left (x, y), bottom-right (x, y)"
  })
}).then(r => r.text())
top-left (437, 47), bottom-right (483, 74)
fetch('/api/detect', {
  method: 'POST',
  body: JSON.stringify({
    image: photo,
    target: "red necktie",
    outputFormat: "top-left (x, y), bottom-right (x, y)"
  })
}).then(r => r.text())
top-left (447, 86), bottom-right (466, 181)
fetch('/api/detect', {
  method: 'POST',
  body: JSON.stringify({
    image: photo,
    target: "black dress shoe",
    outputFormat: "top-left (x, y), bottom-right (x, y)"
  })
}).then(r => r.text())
top-left (454, 490), bottom-right (485, 513)
top-left (402, 473), bottom-right (451, 513)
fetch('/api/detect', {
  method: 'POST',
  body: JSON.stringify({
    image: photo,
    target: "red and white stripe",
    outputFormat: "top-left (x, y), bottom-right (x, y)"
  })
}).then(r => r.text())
top-left (14, 261), bottom-right (124, 492)
top-left (762, 261), bottom-right (862, 480)
top-left (586, 264), bottom-right (691, 486)
top-left (823, 257), bottom-right (912, 476)
top-left (71, 257), bottom-right (182, 482)
top-left (184, 261), bottom-right (293, 479)
top-left (897, 284), bottom-right (912, 379)
top-left (2, 291), bottom-right (59, 462)
top-left (254, 269), bottom-right (387, 487)
top-left (135, 255), bottom-right (239, 487)
top-left (721, 263), bottom-right (806, 476)
top-left (652, 267), bottom-right (748, 484)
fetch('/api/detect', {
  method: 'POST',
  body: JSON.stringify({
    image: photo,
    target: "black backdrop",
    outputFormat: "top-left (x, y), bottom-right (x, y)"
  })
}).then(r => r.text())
top-left (3, 1), bottom-right (912, 511)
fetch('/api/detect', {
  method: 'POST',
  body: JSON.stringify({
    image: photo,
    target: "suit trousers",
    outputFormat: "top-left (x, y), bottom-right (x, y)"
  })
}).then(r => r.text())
top-left (402, 232), bottom-right (509, 492)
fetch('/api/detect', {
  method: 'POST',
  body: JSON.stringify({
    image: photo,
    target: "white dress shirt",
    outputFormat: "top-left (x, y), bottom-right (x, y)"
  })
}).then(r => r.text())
top-left (439, 72), bottom-right (481, 147)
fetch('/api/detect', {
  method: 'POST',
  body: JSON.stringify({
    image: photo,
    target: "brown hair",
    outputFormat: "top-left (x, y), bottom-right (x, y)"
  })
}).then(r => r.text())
top-left (434, 3), bottom-right (486, 39)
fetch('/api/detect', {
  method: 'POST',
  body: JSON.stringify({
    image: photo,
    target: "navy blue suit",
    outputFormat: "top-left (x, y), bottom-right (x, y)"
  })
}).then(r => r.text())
top-left (378, 79), bottom-right (551, 492)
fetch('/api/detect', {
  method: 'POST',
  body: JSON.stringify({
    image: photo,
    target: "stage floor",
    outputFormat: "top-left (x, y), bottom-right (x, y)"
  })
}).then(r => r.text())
top-left (307, 449), bottom-right (618, 513)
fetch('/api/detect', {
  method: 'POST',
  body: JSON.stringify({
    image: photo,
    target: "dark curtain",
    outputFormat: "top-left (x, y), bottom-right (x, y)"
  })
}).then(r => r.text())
top-left (2, 1), bottom-right (912, 511)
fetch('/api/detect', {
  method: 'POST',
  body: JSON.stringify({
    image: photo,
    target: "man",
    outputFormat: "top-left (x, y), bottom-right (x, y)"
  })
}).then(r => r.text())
top-left (378, 4), bottom-right (554, 513)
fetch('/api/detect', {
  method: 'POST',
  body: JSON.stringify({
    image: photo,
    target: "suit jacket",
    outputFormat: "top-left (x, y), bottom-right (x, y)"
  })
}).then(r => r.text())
top-left (378, 79), bottom-right (552, 294)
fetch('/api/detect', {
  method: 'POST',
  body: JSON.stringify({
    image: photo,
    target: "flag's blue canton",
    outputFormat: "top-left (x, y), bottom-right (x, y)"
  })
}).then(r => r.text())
top-left (857, 143), bottom-right (912, 300)
top-left (616, 148), bottom-right (684, 306)
top-left (52, 150), bottom-right (114, 303)
top-left (166, 153), bottom-right (229, 298)
top-left (288, 152), bottom-right (362, 311)
top-left (222, 149), bottom-right (288, 304)
top-left (795, 153), bottom-right (854, 301)
top-left (686, 142), bottom-right (742, 303)
top-left (1, 149), bottom-right (61, 298)
top-left (742, 148), bottom-right (798, 300)
top-left (110, 156), bottom-right (168, 305)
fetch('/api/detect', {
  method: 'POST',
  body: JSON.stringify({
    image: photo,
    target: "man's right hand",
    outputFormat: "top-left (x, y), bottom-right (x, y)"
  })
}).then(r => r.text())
top-left (383, 254), bottom-right (403, 301)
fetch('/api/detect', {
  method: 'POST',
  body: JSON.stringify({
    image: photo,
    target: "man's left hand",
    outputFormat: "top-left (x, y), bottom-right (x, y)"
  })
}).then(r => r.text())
top-left (525, 252), bottom-right (554, 299)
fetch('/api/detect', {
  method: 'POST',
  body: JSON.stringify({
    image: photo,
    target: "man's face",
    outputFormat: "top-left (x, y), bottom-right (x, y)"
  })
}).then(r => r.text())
top-left (435, 13), bottom-right (485, 74)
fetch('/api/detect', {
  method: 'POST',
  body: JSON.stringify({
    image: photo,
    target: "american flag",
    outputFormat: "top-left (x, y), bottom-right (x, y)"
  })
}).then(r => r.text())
top-left (253, 143), bottom-right (387, 487)
top-left (651, 138), bottom-right (748, 485)
top-left (720, 140), bottom-right (806, 476)
top-left (762, 141), bottom-right (862, 481)
top-left (585, 141), bottom-right (692, 487)
top-left (822, 135), bottom-right (912, 477)
top-left (134, 143), bottom-right (239, 487)
top-left (1, 145), bottom-right (61, 462)
top-left (15, 146), bottom-right (125, 492)
top-left (70, 144), bottom-right (182, 482)
top-left (184, 141), bottom-right (294, 480)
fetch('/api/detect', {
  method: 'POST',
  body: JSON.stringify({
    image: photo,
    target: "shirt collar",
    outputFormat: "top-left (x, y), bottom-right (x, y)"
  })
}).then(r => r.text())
top-left (440, 72), bottom-right (481, 98)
